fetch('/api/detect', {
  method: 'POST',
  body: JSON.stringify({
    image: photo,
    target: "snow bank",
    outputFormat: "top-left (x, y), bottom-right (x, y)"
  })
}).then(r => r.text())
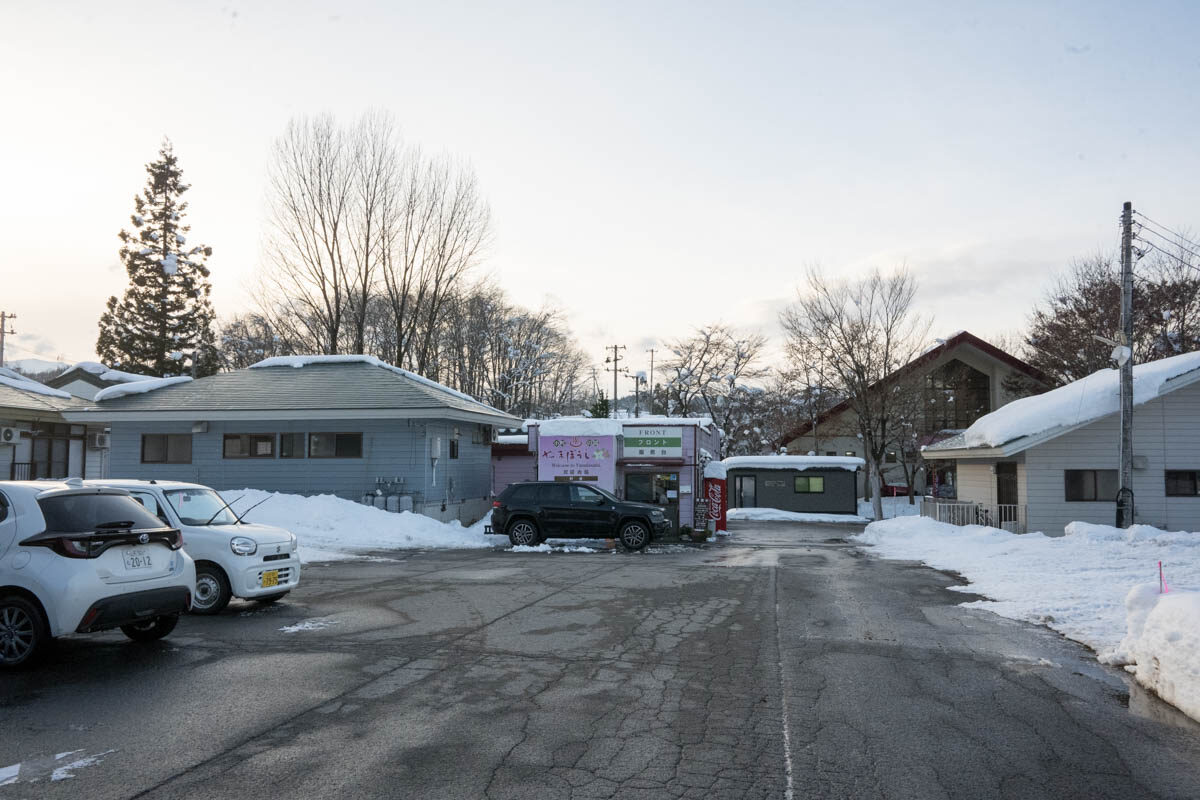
top-left (961, 350), bottom-right (1200, 448)
top-left (857, 497), bottom-right (922, 520)
top-left (0, 367), bottom-right (72, 399)
top-left (227, 488), bottom-right (493, 561)
top-left (855, 516), bottom-right (1200, 720)
top-left (728, 507), bottom-right (869, 524)
top-left (1106, 588), bottom-right (1200, 721)
top-left (73, 361), bottom-right (154, 384)
top-left (723, 455), bottom-right (864, 472)
top-left (94, 375), bottom-right (191, 402)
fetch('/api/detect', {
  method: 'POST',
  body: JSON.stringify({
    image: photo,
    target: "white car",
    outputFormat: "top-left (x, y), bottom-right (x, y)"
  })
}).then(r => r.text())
top-left (0, 480), bottom-right (196, 668)
top-left (87, 480), bottom-right (300, 615)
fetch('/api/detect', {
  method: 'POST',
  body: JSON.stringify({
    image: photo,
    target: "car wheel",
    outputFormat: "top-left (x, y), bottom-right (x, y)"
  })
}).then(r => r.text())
top-left (255, 592), bottom-right (289, 605)
top-left (619, 520), bottom-right (650, 551)
top-left (0, 595), bottom-right (49, 669)
top-left (192, 563), bottom-right (232, 615)
top-left (120, 614), bottom-right (179, 642)
top-left (507, 519), bottom-right (540, 547)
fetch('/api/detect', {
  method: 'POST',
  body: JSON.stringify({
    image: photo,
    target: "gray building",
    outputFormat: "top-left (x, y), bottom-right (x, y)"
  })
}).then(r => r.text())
top-left (61, 356), bottom-right (520, 524)
top-left (922, 351), bottom-right (1200, 534)
top-left (0, 368), bottom-right (109, 480)
top-left (724, 455), bottom-right (863, 515)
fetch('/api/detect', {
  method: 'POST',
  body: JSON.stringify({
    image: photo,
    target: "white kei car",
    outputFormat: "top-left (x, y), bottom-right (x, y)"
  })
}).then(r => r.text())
top-left (0, 480), bottom-right (196, 668)
top-left (87, 480), bottom-right (300, 615)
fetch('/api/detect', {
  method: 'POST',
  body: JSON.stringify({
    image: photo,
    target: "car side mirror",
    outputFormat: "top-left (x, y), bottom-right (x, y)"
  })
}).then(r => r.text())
top-left (596, 497), bottom-right (607, 505)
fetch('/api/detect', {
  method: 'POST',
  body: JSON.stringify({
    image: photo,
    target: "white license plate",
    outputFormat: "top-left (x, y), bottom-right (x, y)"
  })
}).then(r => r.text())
top-left (123, 548), bottom-right (154, 571)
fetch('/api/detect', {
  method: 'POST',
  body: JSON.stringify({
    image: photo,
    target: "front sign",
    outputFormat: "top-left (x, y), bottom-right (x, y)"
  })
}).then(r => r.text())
top-left (623, 426), bottom-right (683, 459)
top-left (538, 435), bottom-right (616, 490)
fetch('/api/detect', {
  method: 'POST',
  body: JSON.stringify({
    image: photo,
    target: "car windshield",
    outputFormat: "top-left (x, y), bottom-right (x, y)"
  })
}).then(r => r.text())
top-left (589, 486), bottom-right (619, 502)
top-left (164, 488), bottom-right (239, 526)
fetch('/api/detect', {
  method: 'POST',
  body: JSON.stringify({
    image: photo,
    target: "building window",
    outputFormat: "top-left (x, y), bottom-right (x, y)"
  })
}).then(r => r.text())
top-left (279, 433), bottom-right (306, 459)
top-left (449, 439), bottom-right (460, 459)
top-left (844, 451), bottom-right (855, 458)
top-left (1165, 471), bottom-right (1200, 497)
top-left (142, 434), bottom-right (192, 464)
top-left (794, 476), bottom-right (825, 493)
top-left (309, 433), bottom-right (363, 458)
top-left (825, 451), bottom-right (837, 457)
top-left (925, 359), bottom-right (991, 431)
top-left (223, 434), bottom-right (275, 459)
top-left (1064, 469), bottom-right (1119, 502)
top-left (886, 451), bottom-right (898, 463)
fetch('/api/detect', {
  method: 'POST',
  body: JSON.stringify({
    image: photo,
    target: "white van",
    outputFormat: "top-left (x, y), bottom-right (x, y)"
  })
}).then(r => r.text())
top-left (87, 480), bottom-right (300, 614)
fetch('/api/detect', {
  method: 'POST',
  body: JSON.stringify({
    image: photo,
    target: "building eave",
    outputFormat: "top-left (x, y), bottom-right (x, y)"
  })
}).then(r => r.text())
top-left (60, 407), bottom-right (521, 426)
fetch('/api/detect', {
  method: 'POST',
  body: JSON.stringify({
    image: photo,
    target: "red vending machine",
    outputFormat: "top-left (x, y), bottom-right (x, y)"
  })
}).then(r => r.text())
top-left (703, 471), bottom-right (727, 532)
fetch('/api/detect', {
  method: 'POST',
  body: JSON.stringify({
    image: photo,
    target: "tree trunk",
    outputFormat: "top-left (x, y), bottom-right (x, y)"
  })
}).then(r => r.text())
top-left (868, 459), bottom-right (884, 521)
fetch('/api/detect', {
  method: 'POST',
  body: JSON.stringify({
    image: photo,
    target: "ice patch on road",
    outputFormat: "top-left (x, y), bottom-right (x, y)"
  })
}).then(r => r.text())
top-left (279, 617), bottom-right (342, 633)
top-left (52, 749), bottom-right (116, 781)
top-left (0, 748), bottom-right (116, 785)
top-left (508, 542), bottom-right (603, 553)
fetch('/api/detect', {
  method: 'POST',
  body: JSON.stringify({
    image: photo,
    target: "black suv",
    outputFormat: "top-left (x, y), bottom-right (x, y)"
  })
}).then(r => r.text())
top-left (490, 482), bottom-right (670, 550)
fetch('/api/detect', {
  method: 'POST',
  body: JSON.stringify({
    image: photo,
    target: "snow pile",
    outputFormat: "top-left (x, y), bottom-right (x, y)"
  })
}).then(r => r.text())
top-left (704, 460), bottom-right (727, 480)
top-left (723, 455), bottom-right (864, 472)
top-left (534, 417), bottom-right (625, 437)
top-left (854, 516), bottom-right (1200, 720)
top-left (1105, 587), bottom-right (1200, 721)
top-left (0, 367), bottom-right (73, 399)
top-left (508, 543), bottom-right (603, 553)
top-left (960, 350), bottom-right (1200, 448)
top-left (74, 361), bottom-right (154, 384)
top-left (94, 375), bottom-right (191, 402)
top-left (496, 434), bottom-right (528, 446)
top-left (227, 488), bottom-right (494, 562)
top-left (728, 507), bottom-right (869, 524)
top-left (857, 496), bottom-right (922, 520)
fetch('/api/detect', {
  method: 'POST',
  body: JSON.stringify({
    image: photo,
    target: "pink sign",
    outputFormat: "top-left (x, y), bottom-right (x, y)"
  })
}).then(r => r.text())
top-left (538, 435), bottom-right (616, 490)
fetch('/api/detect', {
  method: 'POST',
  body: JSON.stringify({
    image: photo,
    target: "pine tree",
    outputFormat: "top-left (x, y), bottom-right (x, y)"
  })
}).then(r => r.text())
top-left (97, 140), bottom-right (218, 377)
top-left (587, 391), bottom-right (611, 419)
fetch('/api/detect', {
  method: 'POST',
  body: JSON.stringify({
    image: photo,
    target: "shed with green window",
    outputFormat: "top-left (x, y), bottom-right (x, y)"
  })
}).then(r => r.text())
top-left (722, 455), bottom-right (863, 515)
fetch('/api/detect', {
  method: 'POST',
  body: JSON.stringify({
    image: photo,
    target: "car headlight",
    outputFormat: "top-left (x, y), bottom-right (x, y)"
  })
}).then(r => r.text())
top-left (289, 533), bottom-right (298, 552)
top-left (650, 509), bottom-right (664, 519)
top-left (230, 536), bottom-right (258, 556)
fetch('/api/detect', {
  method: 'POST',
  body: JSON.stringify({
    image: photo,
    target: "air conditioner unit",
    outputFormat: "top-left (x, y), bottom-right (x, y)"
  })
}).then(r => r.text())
top-left (0, 427), bottom-right (19, 446)
top-left (89, 433), bottom-right (111, 449)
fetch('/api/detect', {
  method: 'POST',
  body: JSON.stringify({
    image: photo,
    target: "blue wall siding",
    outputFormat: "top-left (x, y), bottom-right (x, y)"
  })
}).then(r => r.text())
top-left (107, 418), bottom-right (492, 504)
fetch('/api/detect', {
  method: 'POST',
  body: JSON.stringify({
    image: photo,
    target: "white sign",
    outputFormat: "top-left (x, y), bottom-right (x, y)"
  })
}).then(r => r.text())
top-left (623, 426), bottom-right (683, 459)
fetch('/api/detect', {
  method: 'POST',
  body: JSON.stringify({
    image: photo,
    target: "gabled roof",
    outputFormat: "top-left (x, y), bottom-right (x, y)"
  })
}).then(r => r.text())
top-left (778, 331), bottom-right (1048, 446)
top-left (924, 350), bottom-right (1200, 458)
top-left (60, 356), bottom-right (521, 426)
top-left (0, 368), bottom-right (84, 416)
top-left (46, 361), bottom-right (155, 392)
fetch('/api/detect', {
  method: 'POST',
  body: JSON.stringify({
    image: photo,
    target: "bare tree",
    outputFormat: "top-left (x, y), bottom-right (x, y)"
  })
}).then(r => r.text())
top-left (780, 267), bottom-right (931, 520)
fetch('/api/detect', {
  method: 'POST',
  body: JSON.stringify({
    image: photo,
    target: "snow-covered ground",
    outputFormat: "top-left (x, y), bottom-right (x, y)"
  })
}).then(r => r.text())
top-left (855, 516), bottom-right (1200, 721)
top-left (858, 496), bottom-right (922, 520)
top-left (727, 507), bottom-right (870, 524)
top-left (227, 489), bottom-right (495, 562)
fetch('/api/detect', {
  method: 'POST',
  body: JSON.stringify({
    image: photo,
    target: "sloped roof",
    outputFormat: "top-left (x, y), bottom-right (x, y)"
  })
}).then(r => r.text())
top-left (62, 357), bottom-right (520, 425)
top-left (46, 361), bottom-right (156, 392)
top-left (723, 455), bottom-right (864, 472)
top-left (925, 350), bottom-right (1200, 457)
top-left (779, 331), bottom-right (1048, 446)
top-left (0, 368), bottom-right (86, 415)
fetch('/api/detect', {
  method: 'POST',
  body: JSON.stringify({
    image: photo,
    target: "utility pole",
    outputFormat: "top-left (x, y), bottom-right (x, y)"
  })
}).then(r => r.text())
top-left (0, 312), bottom-right (15, 368)
top-left (1117, 201), bottom-right (1135, 528)
top-left (603, 345), bottom-right (626, 419)
top-left (589, 366), bottom-right (601, 400)
top-left (645, 348), bottom-right (656, 415)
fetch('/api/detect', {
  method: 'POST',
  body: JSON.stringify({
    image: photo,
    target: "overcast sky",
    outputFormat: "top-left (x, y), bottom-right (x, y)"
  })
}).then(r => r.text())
top-left (2, 0), bottom-right (1198, 380)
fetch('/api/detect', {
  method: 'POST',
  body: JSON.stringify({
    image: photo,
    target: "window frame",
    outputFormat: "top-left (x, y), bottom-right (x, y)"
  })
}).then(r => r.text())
top-left (141, 433), bottom-right (192, 464)
top-left (449, 438), bottom-right (460, 459)
top-left (222, 433), bottom-right (276, 459)
top-left (1165, 470), bottom-right (1200, 497)
top-left (308, 432), bottom-right (363, 459)
top-left (279, 432), bottom-right (306, 459)
top-left (1064, 469), bottom-right (1119, 502)
top-left (794, 475), bottom-right (826, 494)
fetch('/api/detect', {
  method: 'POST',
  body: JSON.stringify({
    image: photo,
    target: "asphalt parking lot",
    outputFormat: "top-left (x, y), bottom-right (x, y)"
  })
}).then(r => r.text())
top-left (3, 521), bottom-right (1200, 799)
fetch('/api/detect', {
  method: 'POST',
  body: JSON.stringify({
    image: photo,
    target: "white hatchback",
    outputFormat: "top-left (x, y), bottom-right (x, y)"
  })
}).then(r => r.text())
top-left (0, 480), bottom-right (196, 668)
top-left (87, 480), bottom-right (301, 614)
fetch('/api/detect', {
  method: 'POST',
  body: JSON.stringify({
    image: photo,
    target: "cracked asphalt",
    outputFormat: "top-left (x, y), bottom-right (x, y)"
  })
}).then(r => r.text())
top-left (3, 520), bottom-right (1200, 799)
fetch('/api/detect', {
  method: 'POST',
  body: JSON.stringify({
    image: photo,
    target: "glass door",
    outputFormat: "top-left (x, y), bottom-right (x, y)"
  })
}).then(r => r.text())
top-left (625, 472), bottom-right (680, 530)
top-left (733, 475), bottom-right (756, 508)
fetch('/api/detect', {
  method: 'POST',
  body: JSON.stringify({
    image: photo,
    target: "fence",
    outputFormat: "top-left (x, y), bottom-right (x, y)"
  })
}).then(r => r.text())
top-left (920, 499), bottom-right (1027, 534)
top-left (9, 462), bottom-right (32, 481)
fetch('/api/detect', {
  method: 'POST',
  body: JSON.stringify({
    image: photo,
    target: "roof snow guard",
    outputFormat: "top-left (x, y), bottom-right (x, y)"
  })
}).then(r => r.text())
top-left (64, 354), bottom-right (521, 426)
top-left (926, 350), bottom-right (1200, 457)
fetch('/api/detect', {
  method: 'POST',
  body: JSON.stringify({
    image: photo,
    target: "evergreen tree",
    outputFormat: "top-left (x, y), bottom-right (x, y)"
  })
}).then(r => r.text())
top-left (587, 391), bottom-right (611, 419)
top-left (97, 140), bottom-right (217, 377)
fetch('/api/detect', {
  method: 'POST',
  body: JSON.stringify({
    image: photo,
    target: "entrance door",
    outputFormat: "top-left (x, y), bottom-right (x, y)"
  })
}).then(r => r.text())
top-left (995, 463), bottom-right (1017, 506)
top-left (625, 472), bottom-right (680, 530)
top-left (733, 475), bottom-right (756, 508)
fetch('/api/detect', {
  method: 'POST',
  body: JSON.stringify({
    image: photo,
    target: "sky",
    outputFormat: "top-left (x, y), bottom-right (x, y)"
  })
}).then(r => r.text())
top-left (1, 0), bottom-right (1198, 383)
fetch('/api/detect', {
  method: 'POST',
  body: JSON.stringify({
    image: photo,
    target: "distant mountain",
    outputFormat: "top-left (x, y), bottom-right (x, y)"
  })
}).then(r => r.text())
top-left (4, 357), bottom-right (70, 380)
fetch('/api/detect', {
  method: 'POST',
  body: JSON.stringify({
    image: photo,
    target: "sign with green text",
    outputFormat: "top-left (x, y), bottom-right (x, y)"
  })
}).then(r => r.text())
top-left (623, 426), bottom-right (683, 458)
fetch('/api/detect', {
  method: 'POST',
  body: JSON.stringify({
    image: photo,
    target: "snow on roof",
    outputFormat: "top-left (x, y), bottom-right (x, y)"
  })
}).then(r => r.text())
top-left (620, 415), bottom-right (716, 429)
top-left (496, 434), bottom-right (529, 445)
top-left (73, 361), bottom-right (155, 384)
top-left (534, 417), bottom-right (626, 437)
top-left (94, 376), bottom-right (192, 402)
top-left (722, 455), bottom-right (865, 472)
top-left (0, 367), bottom-right (73, 399)
top-left (249, 355), bottom-right (501, 412)
top-left (958, 350), bottom-right (1200, 449)
top-left (704, 461), bottom-right (728, 479)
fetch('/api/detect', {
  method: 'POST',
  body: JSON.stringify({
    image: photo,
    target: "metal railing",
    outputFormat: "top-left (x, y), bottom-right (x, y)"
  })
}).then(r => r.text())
top-left (920, 499), bottom-right (1027, 534)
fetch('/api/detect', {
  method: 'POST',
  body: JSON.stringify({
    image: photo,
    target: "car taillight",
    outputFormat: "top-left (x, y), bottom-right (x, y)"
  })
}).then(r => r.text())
top-left (492, 501), bottom-right (502, 508)
top-left (167, 530), bottom-right (184, 550)
top-left (57, 537), bottom-right (93, 558)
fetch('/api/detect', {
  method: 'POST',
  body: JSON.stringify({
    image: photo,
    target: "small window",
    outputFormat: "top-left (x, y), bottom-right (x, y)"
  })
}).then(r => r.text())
top-left (279, 433), bottom-right (306, 459)
top-left (825, 451), bottom-right (837, 457)
top-left (506, 484), bottom-right (538, 504)
top-left (449, 439), bottom-right (460, 459)
top-left (1064, 469), bottom-right (1119, 501)
top-left (539, 483), bottom-right (570, 504)
top-left (223, 434), bottom-right (276, 459)
top-left (844, 451), bottom-right (855, 458)
top-left (794, 476), bottom-right (825, 493)
top-left (309, 433), bottom-right (363, 459)
top-left (1165, 471), bottom-right (1200, 497)
top-left (886, 451), bottom-right (898, 463)
top-left (142, 434), bottom-right (192, 464)
top-left (571, 485), bottom-right (604, 503)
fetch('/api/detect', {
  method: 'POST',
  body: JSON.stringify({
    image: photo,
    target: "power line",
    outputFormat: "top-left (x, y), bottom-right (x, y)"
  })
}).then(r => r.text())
top-left (1137, 239), bottom-right (1200, 273)
top-left (1132, 210), bottom-right (1200, 254)
top-left (1134, 223), bottom-right (1200, 264)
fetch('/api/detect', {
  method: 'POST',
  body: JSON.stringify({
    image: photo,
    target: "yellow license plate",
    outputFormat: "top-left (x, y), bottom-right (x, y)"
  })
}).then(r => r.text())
top-left (261, 570), bottom-right (279, 588)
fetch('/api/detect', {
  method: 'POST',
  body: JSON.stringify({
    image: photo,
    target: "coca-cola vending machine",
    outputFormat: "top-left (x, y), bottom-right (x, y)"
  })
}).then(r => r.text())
top-left (703, 475), bottom-right (727, 532)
